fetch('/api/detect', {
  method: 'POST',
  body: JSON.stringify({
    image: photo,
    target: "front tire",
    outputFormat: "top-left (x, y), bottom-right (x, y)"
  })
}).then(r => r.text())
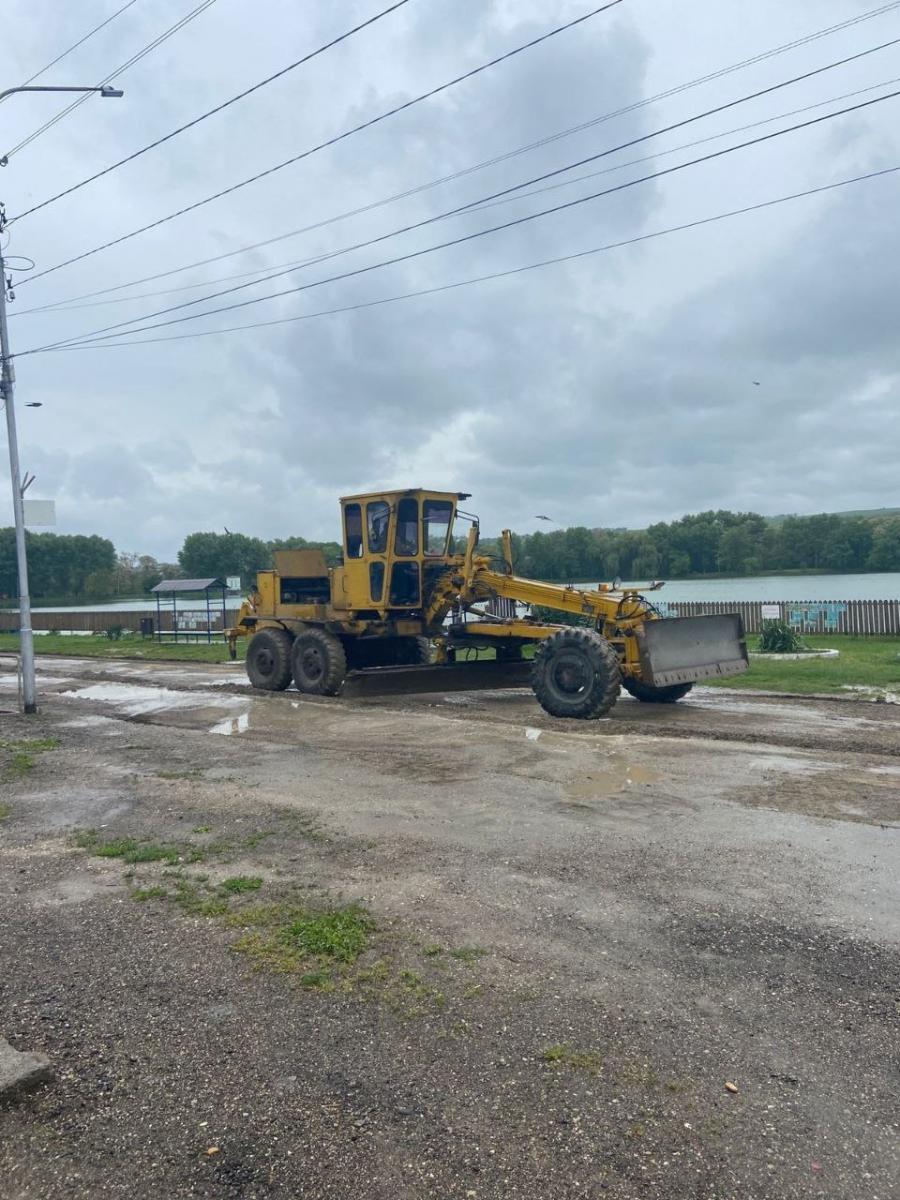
top-left (621, 677), bottom-right (693, 703)
top-left (291, 629), bottom-right (347, 695)
top-left (532, 628), bottom-right (620, 719)
top-left (246, 628), bottom-right (293, 691)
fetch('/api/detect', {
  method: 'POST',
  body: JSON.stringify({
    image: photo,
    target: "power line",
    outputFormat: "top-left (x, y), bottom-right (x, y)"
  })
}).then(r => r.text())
top-left (31, 41), bottom-right (900, 345)
top-left (28, 86), bottom-right (900, 354)
top-left (11, 0), bottom-right (414, 223)
top-left (11, 3), bottom-right (632, 283)
top-left (34, 164), bottom-right (900, 352)
top-left (0, 0), bottom-right (142, 102)
top-left (17, 0), bottom-right (900, 310)
top-left (467, 75), bottom-right (900, 216)
top-left (18, 72), bottom-right (900, 318)
top-left (1, 0), bottom-right (219, 162)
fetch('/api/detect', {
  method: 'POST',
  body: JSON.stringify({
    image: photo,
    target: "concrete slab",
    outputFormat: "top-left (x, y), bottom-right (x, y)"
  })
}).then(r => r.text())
top-left (0, 1037), bottom-right (53, 1101)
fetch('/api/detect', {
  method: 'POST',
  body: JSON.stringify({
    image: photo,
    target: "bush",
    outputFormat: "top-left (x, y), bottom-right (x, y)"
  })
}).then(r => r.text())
top-left (757, 619), bottom-right (804, 653)
top-left (105, 625), bottom-right (125, 640)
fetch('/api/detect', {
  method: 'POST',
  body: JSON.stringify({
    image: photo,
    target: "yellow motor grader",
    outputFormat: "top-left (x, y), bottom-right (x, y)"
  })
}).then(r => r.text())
top-left (226, 488), bottom-right (748, 719)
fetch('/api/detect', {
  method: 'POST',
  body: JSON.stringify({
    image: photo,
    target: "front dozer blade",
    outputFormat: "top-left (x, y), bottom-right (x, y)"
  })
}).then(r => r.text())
top-left (635, 614), bottom-right (749, 687)
top-left (341, 659), bottom-right (533, 699)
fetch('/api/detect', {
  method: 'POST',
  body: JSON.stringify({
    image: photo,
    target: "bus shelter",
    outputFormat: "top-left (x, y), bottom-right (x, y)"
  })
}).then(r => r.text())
top-left (150, 578), bottom-right (228, 644)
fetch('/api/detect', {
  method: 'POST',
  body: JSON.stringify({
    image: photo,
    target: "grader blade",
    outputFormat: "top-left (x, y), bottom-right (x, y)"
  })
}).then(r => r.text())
top-left (341, 659), bottom-right (533, 699)
top-left (635, 614), bottom-right (749, 687)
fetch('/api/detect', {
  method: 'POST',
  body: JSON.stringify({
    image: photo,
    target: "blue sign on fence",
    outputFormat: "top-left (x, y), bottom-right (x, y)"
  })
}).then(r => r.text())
top-left (788, 603), bottom-right (847, 631)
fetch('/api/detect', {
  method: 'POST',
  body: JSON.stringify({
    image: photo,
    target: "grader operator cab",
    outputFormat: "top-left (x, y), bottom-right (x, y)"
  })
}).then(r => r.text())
top-left (227, 488), bottom-right (749, 719)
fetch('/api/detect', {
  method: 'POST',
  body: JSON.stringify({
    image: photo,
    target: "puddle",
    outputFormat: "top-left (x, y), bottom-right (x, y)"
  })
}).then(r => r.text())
top-left (60, 714), bottom-right (125, 735)
top-left (841, 685), bottom-right (899, 705)
top-left (210, 712), bottom-right (250, 736)
top-left (0, 673), bottom-right (66, 690)
top-left (689, 693), bottom-right (881, 726)
top-left (62, 682), bottom-right (245, 718)
top-left (565, 755), bottom-right (661, 801)
top-left (525, 727), bottom-right (542, 741)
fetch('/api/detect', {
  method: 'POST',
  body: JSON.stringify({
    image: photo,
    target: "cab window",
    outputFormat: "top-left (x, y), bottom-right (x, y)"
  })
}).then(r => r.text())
top-left (423, 499), bottom-right (454, 556)
top-left (344, 503), bottom-right (363, 558)
top-left (390, 561), bottom-right (419, 605)
top-left (366, 500), bottom-right (390, 554)
top-left (394, 497), bottom-right (418, 556)
top-left (369, 561), bottom-right (385, 602)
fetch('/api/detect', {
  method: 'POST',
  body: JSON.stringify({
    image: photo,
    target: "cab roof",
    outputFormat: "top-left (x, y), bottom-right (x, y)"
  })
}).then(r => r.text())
top-left (339, 488), bottom-right (471, 504)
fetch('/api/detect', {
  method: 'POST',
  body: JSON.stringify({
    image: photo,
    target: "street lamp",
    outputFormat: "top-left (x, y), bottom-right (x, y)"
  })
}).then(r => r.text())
top-left (0, 84), bottom-right (124, 713)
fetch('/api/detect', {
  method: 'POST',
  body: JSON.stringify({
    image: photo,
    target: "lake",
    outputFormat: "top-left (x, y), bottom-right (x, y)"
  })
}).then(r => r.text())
top-left (15, 570), bottom-right (900, 612)
top-left (610, 572), bottom-right (900, 602)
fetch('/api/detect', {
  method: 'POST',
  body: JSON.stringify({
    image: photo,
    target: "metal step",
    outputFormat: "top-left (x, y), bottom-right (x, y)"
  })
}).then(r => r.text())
top-left (341, 659), bottom-right (533, 698)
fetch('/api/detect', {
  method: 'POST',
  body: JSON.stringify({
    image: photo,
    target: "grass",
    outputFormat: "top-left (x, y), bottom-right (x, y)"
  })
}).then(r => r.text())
top-left (227, 902), bottom-right (374, 976)
top-left (0, 736), bottom-right (59, 777)
top-left (73, 829), bottom-right (204, 865)
top-left (448, 945), bottom-right (489, 962)
top-left (0, 803), bottom-right (11, 821)
top-left (704, 634), bottom-right (900, 696)
top-left (0, 632), bottom-right (245, 663)
top-left (132, 885), bottom-right (168, 902)
top-left (541, 1043), bottom-right (603, 1073)
top-left (75, 824), bottom-right (486, 1013)
top-left (220, 875), bottom-right (263, 894)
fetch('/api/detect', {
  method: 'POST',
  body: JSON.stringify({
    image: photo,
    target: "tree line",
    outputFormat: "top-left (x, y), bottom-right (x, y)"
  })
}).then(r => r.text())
top-left (492, 510), bottom-right (900, 581)
top-left (2, 510), bottom-right (898, 602)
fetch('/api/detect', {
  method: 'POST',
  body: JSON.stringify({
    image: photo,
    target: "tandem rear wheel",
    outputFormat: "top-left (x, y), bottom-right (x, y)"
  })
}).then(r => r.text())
top-left (245, 628), bottom-right (293, 691)
top-left (292, 629), bottom-right (347, 696)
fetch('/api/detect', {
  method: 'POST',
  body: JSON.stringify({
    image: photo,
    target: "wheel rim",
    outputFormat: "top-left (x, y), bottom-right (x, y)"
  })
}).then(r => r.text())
top-left (300, 646), bottom-right (324, 682)
top-left (255, 647), bottom-right (275, 677)
top-left (550, 651), bottom-right (590, 697)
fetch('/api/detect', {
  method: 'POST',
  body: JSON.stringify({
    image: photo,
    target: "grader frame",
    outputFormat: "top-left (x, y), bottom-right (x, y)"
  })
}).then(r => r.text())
top-left (227, 488), bottom-right (748, 719)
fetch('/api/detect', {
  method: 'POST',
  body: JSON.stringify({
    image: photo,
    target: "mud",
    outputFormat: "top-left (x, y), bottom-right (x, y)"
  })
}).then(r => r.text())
top-left (0, 655), bottom-right (898, 1199)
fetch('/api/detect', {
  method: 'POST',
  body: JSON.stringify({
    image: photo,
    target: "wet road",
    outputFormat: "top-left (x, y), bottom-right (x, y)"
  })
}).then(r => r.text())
top-left (2, 651), bottom-right (897, 757)
top-left (1, 653), bottom-right (898, 1199)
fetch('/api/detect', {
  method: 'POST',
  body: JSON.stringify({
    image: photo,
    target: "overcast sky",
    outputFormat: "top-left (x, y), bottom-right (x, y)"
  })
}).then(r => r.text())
top-left (1, 0), bottom-right (898, 559)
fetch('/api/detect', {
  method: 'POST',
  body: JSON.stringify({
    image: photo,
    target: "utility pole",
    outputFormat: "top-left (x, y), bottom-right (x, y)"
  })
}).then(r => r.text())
top-left (0, 223), bottom-right (36, 711)
top-left (0, 82), bottom-right (124, 714)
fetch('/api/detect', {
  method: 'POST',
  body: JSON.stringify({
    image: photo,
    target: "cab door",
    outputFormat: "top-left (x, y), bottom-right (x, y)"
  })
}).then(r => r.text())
top-left (387, 495), bottom-right (421, 608)
top-left (335, 498), bottom-right (393, 612)
top-left (364, 498), bottom-right (391, 610)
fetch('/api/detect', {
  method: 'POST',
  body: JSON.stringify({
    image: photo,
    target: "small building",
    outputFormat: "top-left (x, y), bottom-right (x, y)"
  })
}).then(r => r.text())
top-left (149, 578), bottom-right (229, 644)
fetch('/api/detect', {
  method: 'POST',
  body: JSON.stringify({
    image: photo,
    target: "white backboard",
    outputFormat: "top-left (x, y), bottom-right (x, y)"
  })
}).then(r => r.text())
top-left (23, 499), bottom-right (56, 526)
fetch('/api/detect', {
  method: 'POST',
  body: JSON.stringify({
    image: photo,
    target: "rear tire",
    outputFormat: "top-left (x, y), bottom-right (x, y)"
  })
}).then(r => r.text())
top-left (292, 629), bottom-right (347, 696)
top-left (532, 628), bottom-right (620, 719)
top-left (621, 677), bottom-right (693, 703)
top-left (246, 628), bottom-right (293, 691)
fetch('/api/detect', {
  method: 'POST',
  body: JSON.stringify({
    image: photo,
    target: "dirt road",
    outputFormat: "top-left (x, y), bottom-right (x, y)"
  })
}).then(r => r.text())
top-left (1, 655), bottom-right (898, 1199)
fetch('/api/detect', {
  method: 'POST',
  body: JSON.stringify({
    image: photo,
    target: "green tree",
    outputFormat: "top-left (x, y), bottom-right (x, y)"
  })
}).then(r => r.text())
top-left (273, 535), bottom-right (343, 567)
top-left (867, 519), bottom-right (900, 570)
top-left (178, 532), bottom-right (270, 581)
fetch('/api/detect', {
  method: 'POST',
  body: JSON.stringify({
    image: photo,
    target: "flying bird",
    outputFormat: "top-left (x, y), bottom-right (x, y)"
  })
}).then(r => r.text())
top-left (751, 380), bottom-right (761, 386)
top-left (535, 515), bottom-right (554, 522)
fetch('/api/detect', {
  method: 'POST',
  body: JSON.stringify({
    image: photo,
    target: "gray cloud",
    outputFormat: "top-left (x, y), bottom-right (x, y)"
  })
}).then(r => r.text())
top-left (1, 0), bottom-right (898, 557)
